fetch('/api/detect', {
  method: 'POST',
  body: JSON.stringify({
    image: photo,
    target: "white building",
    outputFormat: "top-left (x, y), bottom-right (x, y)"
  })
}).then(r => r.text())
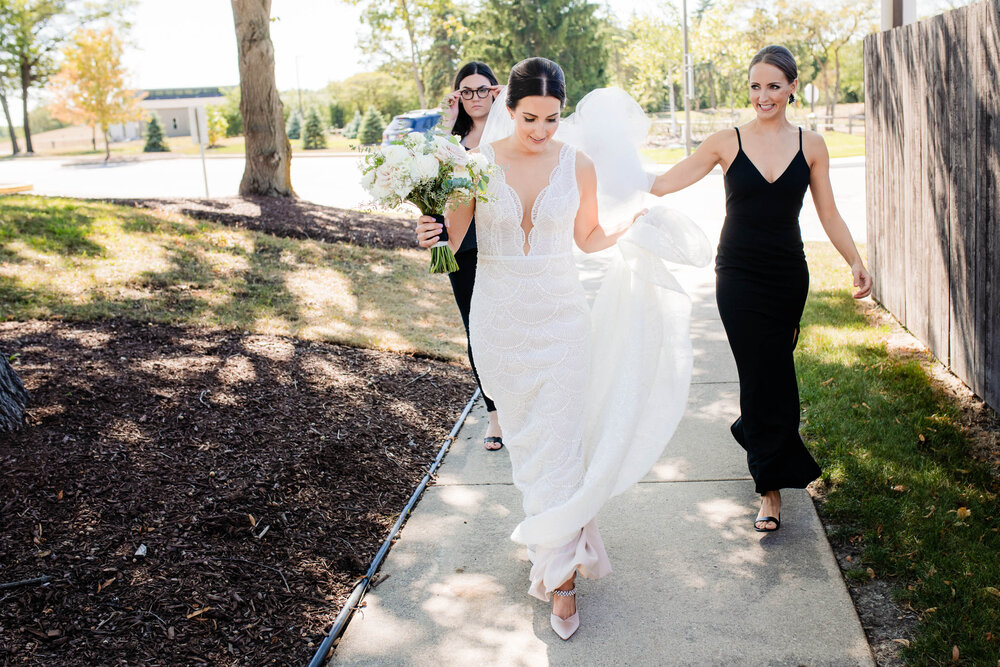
top-left (109, 87), bottom-right (229, 142)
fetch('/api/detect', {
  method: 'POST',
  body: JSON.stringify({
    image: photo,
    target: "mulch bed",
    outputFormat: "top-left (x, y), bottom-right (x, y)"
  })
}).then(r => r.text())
top-left (104, 197), bottom-right (416, 251)
top-left (0, 319), bottom-right (474, 665)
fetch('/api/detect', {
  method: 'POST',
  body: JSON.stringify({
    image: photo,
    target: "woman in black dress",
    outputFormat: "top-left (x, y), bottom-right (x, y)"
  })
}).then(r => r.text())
top-left (650, 45), bottom-right (872, 531)
top-left (419, 61), bottom-right (506, 450)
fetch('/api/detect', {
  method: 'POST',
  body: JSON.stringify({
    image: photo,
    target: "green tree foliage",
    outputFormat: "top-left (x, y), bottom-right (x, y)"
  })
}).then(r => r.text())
top-left (356, 105), bottom-right (384, 145)
top-left (302, 107), bottom-right (326, 149)
top-left (343, 109), bottom-right (362, 139)
top-left (285, 110), bottom-right (302, 140)
top-left (328, 101), bottom-right (345, 128)
top-left (345, 0), bottom-right (467, 108)
top-left (0, 0), bottom-right (134, 153)
top-left (206, 105), bottom-right (228, 146)
top-left (327, 71), bottom-right (418, 118)
top-left (220, 86), bottom-right (242, 137)
top-left (143, 113), bottom-right (168, 152)
top-left (467, 0), bottom-right (611, 108)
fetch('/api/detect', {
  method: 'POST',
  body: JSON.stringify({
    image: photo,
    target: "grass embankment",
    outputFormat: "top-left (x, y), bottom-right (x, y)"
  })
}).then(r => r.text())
top-left (800, 243), bottom-right (999, 665)
top-left (0, 134), bottom-right (359, 159)
top-left (641, 130), bottom-right (865, 164)
top-left (0, 195), bottom-right (464, 360)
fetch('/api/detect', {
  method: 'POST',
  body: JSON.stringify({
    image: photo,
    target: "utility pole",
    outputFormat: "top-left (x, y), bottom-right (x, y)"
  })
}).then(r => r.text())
top-left (681, 0), bottom-right (692, 156)
top-left (295, 55), bottom-right (304, 115)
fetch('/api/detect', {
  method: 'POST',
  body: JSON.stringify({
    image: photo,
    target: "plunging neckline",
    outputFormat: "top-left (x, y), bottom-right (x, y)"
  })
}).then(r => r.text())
top-left (490, 142), bottom-right (567, 256)
top-left (738, 148), bottom-right (802, 185)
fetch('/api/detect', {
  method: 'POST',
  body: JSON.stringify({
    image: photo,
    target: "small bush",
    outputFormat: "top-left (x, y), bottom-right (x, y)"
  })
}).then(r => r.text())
top-left (328, 102), bottom-right (345, 129)
top-left (206, 106), bottom-right (228, 146)
top-left (343, 110), bottom-right (362, 139)
top-left (356, 106), bottom-right (385, 145)
top-left (143, 115), bottom-right (169, 152)
top-left (286, 111), bottom-right (302, 140)
top-left (303, 109), bottom-right (327, 150)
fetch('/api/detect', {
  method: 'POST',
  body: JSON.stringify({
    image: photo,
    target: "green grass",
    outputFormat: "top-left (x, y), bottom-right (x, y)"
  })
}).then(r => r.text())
top-left (3, 134), bottom-right (361, 159)
top-left (0, 195), bottom-right (465, 360)
top-left (800, 242), bottom-right (1000, 665)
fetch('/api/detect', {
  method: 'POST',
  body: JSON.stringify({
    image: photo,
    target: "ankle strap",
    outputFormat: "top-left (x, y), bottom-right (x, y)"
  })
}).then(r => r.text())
top-left (552, 588), bottom-right (576, 597)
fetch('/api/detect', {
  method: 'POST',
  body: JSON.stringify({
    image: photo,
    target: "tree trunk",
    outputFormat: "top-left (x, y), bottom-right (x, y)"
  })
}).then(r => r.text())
top-left (91, 124), bottom-right (96, 151)
top-left (231, 0), bottom-right (294, 197)
top-left (0, 89), bottom-right (19, 155)
top-left (0, 352), bottom-right (29, 433)
top-left (832, 46), bottom-right (842, 122)
top-left (400, 0), bottom-right (426, 109)
top-left (19, 71), bottom-right (33, 154)
top-left (103, 125), bottom-right (110, 161)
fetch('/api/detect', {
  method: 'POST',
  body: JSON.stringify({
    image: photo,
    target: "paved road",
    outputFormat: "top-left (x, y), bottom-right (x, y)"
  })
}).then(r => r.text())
top-left (0, 154), bottom-right (867, 243)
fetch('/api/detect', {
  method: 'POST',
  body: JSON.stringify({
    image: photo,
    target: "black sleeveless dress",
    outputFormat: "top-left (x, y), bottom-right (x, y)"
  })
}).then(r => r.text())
top-left (715, 127), bottom-right (821, 494)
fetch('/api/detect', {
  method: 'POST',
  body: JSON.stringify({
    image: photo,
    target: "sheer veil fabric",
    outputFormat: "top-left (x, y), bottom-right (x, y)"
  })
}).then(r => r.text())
top-left (474, 86), bottom-right (710, 599)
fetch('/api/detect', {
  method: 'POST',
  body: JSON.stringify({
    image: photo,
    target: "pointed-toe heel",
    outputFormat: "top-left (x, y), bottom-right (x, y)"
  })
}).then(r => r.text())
top-left (550, 587), bottom-right (579, 640)
top-left (550, 611), bottom-right (580, 640)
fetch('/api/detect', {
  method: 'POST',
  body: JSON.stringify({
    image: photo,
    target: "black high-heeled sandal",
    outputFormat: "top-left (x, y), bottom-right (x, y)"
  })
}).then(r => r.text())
top-left (483, 436), bottom-right (503, 451)
top-left (754, 515), bottom-right (781, 532)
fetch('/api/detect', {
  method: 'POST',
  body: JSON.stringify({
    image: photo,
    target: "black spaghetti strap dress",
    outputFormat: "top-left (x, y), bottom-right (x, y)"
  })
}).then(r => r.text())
top-left (715, 126), bottom-right (821, 494)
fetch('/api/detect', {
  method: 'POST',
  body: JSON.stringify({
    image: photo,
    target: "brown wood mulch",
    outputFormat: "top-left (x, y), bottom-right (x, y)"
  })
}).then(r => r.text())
top-left (0, 319), bottom-right (474, 666)
top-left (103, 197), bottom-right (417, 250)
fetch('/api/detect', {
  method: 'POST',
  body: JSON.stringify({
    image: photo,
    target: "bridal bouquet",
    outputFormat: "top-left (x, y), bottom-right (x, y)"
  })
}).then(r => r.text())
top-left (360, 132), bottom-right (495, 273)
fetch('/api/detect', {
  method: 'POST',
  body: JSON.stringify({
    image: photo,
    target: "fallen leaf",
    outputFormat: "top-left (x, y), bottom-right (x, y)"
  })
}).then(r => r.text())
top-left (925, 607), bottom-right (937, 613)
top-left (820, 377), bottom-right (834, 386)
top-left (923, 506), bottom-right (936, 518)
top-left (186, 606), bottom-right (212, 619)
top-left (952, 645), bottom-right (959, 662)
top-left (956, 507), bottom-right (972, 520)
top-left (984, 587), bottom-right (1000, 598)
top-left (97, 578), bottom-right (115, 593)
top-left (35, 550), bottom-right (51, 558)
top-left (867, 567), bottom-right (876, 579)
top-left (57, 490), bottom-right (63, 500)
top-left (248, 514), bottom-right (256, 527)
top-left (918, 433), bottom-right (926, 442)
top-left (892, 638), bottom-right (910, 647)
top-left (893, 485), bottom-right (906, 492)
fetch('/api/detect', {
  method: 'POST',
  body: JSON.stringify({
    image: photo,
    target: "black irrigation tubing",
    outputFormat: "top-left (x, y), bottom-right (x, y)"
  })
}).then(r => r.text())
top-left (307, 388), bottom-right (481, 667)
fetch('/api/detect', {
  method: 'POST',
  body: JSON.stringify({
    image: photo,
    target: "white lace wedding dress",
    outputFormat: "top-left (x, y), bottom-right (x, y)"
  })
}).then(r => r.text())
top-left (469, 137), bottom-right (706, 601)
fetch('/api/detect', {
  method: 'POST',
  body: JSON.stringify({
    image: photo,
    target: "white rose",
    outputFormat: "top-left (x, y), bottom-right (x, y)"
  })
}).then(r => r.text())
top-left (360, 169), bottom-right (377, 191)
top-left (382, 144), bottom-right (411, 166)
top-left (415, 154), bottom-right (440, 180)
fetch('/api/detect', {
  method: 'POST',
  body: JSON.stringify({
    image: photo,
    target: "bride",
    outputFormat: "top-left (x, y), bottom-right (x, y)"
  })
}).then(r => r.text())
top-left (415, 57), bottom-right (707, 640)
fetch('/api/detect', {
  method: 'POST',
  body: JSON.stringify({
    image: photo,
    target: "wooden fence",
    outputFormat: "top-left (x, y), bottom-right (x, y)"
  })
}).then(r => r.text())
top-left (865, 0), bottom-right (1000, 411)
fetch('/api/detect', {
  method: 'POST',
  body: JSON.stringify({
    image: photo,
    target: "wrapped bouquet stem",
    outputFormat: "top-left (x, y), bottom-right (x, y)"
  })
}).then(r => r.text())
top-left (360, 132), bottom-right (495, 274)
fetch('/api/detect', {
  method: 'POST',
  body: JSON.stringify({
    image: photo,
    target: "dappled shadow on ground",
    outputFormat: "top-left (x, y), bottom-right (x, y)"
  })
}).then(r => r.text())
top-left (0, 319), bottom-right (475, 666)
top-left (106, 196), bottom-right (417, 250)
top-left (0, 196), bottom-right (465, 361)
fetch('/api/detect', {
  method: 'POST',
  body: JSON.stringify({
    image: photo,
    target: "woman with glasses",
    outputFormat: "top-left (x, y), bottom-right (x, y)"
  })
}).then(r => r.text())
top-left (421, 61), bottom-right (506, 451)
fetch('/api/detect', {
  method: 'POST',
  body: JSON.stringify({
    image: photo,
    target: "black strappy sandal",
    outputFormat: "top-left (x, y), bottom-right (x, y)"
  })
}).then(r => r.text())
top-left (483, 436), bottom-right (504, 451)
top-left (754, 515), bottom-right (781, 532)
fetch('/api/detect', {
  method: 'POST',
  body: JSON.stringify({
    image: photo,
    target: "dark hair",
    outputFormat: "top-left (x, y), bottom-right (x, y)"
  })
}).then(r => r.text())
top-left (506, 57), bottom-right (566, 110)
top-left (749, 45), bottom-right (798, 103)
top-left (451, 61), bottom-right (499, 140)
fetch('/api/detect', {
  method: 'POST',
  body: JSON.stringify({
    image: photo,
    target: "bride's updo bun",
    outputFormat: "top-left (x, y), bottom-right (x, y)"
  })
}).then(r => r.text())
top-left (506, 57), bottom-right (566, 110)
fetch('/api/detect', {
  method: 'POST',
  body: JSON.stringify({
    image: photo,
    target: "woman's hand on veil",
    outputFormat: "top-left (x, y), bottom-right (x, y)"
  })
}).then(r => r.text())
top-left (415, 215), bottom-right (445, 249)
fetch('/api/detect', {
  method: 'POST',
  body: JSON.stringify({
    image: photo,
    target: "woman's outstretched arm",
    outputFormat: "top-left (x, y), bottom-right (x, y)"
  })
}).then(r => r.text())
top-left (574, 152), bottom-right (645, 253)
top-left (649, 130), bottom-right (730, 197)
top-left (805, 131), bottom-right (872, 299)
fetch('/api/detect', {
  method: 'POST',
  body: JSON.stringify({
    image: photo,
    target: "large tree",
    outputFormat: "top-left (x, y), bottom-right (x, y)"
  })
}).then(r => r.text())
top-left (0, 0), bottom-right (130, 154)
top-left (345, 0), bottom-right (465, 109)
top-left (47, 25), bottom-right (145, 160)
top-left (230, 0), bottom-right (293, 197)
top-left (467, 0), bottom-right (611, 108)
top-left (0, 353), bottom-right (28, 433)
top-left (0, 3), bottom-right (21, 154)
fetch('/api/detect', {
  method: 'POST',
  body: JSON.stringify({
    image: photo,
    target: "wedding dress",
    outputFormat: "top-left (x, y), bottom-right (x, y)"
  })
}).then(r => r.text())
top-left (468, 89), bottom-right (710, 601)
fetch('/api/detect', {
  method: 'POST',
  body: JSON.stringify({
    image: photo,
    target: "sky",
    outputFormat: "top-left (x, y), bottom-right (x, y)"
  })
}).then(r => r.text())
top-left (9, 0), bottom-right (974, 126)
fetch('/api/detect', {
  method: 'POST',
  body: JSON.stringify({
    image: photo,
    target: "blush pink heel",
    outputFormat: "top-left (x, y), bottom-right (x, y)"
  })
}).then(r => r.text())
top-left (550, 587), bottom-right (580, 640)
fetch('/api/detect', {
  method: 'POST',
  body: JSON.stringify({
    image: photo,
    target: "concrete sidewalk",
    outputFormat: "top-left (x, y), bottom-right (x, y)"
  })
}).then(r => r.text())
top-left (333, 253), bottom-right (874, 666)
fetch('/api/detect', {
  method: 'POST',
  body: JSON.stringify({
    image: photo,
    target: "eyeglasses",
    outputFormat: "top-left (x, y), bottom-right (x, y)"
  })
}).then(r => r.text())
top-left (459, 86), bottom-right (492, 100)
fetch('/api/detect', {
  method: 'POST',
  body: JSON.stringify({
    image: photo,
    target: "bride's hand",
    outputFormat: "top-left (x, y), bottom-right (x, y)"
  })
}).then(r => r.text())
top-left (415, 215), bottom-right (445, 249)
top-left (851, 261), bottom-right (872, 299)
top-left (630, 208), bottom-right (649, 226)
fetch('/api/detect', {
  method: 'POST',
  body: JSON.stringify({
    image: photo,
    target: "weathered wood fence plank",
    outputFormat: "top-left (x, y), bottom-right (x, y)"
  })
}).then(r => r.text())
top-left (865, 0), bottom-right (1000, 412)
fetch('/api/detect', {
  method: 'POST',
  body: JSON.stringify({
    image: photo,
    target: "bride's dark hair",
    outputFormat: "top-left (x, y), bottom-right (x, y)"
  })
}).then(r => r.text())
top-left (506, 57), bottom-right (566, 110)
top-left (451, 61), bottom-right (499, 140)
